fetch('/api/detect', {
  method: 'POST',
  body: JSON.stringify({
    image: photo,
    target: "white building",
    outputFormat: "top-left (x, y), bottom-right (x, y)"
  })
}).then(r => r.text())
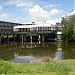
top-left (14, 23), bottom-right (56, 32)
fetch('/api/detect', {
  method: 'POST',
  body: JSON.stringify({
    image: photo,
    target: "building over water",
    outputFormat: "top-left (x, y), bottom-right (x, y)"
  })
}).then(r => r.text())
top-left (0, 21), bottom-right (62, 43)
top-left (14, 23), bottom-right (62, 43)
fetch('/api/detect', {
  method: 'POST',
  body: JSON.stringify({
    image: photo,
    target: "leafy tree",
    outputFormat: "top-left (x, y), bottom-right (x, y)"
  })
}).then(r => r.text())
top-left (61, 14), bottom-right (75, 42)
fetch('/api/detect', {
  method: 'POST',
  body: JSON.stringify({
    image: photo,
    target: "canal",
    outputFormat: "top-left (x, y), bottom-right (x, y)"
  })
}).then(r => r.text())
top-left (0, 42), bottom-right (75, 63)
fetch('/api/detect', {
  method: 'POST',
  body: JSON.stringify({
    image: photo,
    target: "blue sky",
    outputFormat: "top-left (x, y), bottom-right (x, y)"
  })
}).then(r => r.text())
top-left (0, 0), bottom-right (74, 24)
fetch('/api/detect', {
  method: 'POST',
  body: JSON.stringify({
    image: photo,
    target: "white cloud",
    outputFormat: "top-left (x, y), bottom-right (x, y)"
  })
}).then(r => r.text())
top-left (45, 4), bottom-right (61, 8)
top-left (50, 9), bottom-right (62, 15)
top-left (0, 5), bottom-right (2, 11)
top-left (0, 13), bottom-right (10, 21)
top-left (16, 2), bottom-right (26, 7)
top-left (46, 4), bottom-right (54, 7)
top-left (68, 10), bottom-right (75, 16)
top-left (55, 18), bottom-right (61, 23)
top-left (29, 5), bottom-right (50, 21)
top-left (62, 10), bottom-right (75, 18)
top-left (46, 18), bottom-right (61, 24)
top-left (7, 0), bottom-right (22, 5)
top-left (25, 2), bottom-right (34, 8)
top-left (7, 0), bottom-right (34, 8)
top-left (0, 13), bottom-right (10, 17)
top-left (29, 5), bottom-right (62, 22)
top-left (7, 0), bottom-right (26, 8)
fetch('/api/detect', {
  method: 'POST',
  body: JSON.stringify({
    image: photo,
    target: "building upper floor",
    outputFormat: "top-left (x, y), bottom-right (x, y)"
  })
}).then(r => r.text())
top-left (14, 23), bottom-right (62, 33)
top-left (0, 21), bottom-right (62, 35)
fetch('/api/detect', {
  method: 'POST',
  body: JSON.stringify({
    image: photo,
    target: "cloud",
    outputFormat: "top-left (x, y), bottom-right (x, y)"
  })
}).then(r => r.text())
top-left (45, 4), bottom-right (61, 8)
top-left (0, 13), bottom-right (10, 21)
top-left (16, 2), bottom-right (26, 7)
top-left (7, 0), bottom-right (34, 8)
top-left (46, 18), bottom-right (61, 24)
top-left (7, 0), bottom-right (22, 5)
top-left (68, 10), bottom-right (75, 16)
top-left (0, 13), bottom-right (9, 17)
top-left (29, 5), bottom-right (62, 21)
top-left (50, 9), bottom-right (62, 15)
top-left (0, 5), bottom-right (2, 11)
top-left (62, 10), bottom-right (75, 18)
top-left (29, 5), bottom-right (50, 21)
top-left (7, 0), bottom-right (26, 7)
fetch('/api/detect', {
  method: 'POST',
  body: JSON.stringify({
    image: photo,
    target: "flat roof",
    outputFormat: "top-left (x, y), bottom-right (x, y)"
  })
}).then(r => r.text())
top-left (14, 24), bottom-right (52, 29)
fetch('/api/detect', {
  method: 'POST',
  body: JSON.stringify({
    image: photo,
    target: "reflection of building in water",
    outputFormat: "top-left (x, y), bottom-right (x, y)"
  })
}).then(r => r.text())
top-left (14, 43), bottom-right (57, 59)
top-left (0, 42), bottom-right (59, 62)
top-left (51, 43), bottom-right (64, 60)
top-left (62, 43), bottom-right (75, 59)
top-left (12, 53), bottom-right (36, 62)
top-left (0, 47), bottom-right (14, 60)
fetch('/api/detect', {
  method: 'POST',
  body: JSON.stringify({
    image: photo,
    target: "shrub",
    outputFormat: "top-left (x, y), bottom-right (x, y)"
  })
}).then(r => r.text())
top-left (38, 62), bottom-right (72, 74)
top-left (0, 60), bottom-right (13, 74)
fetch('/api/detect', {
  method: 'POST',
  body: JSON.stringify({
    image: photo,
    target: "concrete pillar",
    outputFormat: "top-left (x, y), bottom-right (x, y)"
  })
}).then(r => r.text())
top-left (21, 35), bottom-right (24, 43)
top-left (24, 35), bottom-right (26, 42)
top-left (30, 34), bottom-right (32, 44)
top-left (0, 35), bottom-right (1, 44)
top-left (7, 34), bottom-right (9, 44)
top-left (38, 34), bottom-right (41, 44)
top-left (20, 35), bottom-right (21, 42)
top-left (13, 34), bottom-right (16, 43)
top-left (42, 34), bottom-right (45, 42)
top-left (57, 31), bottom-right (62, 40)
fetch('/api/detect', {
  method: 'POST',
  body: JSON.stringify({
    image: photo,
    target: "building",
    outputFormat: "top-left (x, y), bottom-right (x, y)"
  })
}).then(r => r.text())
top-left (0, 21), bottom-right (23, 35)
top-left (0, 21), bottom-right (23, 43)
top-left (0, 21), bottom-right (62, 43)
top-left (14, 23), bottom-right (62, 43)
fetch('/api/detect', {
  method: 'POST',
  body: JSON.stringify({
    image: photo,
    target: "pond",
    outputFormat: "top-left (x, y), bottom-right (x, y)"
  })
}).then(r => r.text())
top-left (0, 42), bottom-right (75, 63)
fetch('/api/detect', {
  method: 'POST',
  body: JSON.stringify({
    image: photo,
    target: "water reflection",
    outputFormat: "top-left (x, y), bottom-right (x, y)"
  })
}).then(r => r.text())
top-left (9, 54), bottom-right (36, 62)
top-left (21, 44), bottom-right (24, 48)
top-left (0, 44), bottom-right (14, 60)
top-left (0, 42), bottom-right (75, 62)
top-left (25, 44), bottom-right (36, 48)
top-left (53, 48), bottom-right (63, 60)
top-left (51, 43), bottom-right (64, 60)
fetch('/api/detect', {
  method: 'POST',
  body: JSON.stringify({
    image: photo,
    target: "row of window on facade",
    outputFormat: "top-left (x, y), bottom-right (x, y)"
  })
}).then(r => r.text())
top-left (17, 27), bottom-right (56, 32)
top-left (0, 21), bottom-right (18, 26)
top-left (0, 23), bottom-right (13, 29)
top-left (0, 29), bottom-right (13, 33)
top-left (0, 26), bottom-right (13, 29)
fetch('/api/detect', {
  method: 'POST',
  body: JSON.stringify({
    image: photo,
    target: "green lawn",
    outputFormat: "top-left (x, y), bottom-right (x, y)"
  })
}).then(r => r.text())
top-left (0, 60), bottom-right (75, 75)
top-left (6, 72), bottom-right (59, 75)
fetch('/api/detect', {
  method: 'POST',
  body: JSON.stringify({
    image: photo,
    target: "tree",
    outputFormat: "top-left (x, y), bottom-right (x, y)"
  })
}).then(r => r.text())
top-left (61, 14), bottom-right (75, 42)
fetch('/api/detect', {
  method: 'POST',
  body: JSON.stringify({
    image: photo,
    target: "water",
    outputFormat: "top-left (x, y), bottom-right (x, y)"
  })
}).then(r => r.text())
top-left (0, 42), bottom-right (75, 63)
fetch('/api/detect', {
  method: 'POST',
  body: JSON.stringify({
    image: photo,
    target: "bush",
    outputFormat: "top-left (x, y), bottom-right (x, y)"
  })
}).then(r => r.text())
top-left (0, 60), bottom-right (13, 74)
top-left (38, 62), bottom-right (72, 74)
top-left (0, 60), bottom-right (73, 75)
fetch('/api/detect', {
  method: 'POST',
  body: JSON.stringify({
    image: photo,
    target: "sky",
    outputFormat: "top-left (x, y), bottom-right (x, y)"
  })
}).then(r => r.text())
top-left (0, 0), bottom-right (74, 24)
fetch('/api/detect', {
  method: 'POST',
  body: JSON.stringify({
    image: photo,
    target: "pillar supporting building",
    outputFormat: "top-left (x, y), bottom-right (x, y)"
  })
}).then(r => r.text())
top-left (42, 34), bottom-right (45, 42)
top-left (30, 34), bottom-right (32, 44)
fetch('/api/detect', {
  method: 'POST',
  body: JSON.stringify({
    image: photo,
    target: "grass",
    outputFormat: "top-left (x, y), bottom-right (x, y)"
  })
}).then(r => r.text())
top-left (0, 59), bottom-right (75, 75)
top-left (5, 72), bottom-right (59, 75)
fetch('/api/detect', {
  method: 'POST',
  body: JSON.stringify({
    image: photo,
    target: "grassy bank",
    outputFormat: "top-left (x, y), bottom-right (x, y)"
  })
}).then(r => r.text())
top-left (0, 60), bottom-right (75, 75)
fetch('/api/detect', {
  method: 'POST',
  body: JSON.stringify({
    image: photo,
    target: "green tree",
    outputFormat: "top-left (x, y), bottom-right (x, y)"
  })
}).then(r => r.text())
top-left (61, 14), bottom-right (75, 42)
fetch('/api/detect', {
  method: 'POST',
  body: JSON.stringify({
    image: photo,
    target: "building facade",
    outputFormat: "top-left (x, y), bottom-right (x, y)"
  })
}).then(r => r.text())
top-left (14, 23), bottom-right (62, 43)
top-left (0, 21), bottom-right (23, 43)
top-left (0, 21), bottom-right (62, 43)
